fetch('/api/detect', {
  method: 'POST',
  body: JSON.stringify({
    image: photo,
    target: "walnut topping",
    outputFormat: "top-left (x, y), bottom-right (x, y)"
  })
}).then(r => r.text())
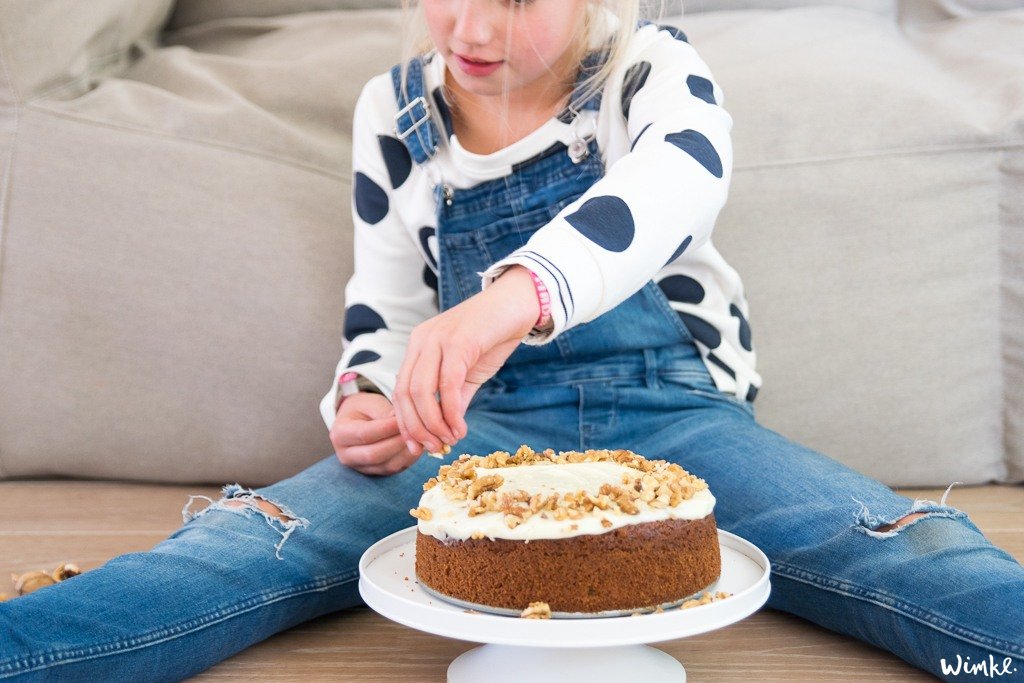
top-left (424, 443), bottom-right (453, 460)
top-left (467, 474), bottom-right (504, 500)
top-left (408, 506), bottom-right (433, 521)
top-left (423, 445), bottom-right (709, 530)
top-left (520, 601), bottom-right (552, 619)
top-left (680, 591), bottom-right (732, 609)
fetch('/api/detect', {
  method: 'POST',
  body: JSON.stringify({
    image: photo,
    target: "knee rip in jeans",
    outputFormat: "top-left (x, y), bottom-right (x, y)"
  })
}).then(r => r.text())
top-left (180, 484), bottom-right (310, 560)
top-left (851, 481), bottom-right (968, 539)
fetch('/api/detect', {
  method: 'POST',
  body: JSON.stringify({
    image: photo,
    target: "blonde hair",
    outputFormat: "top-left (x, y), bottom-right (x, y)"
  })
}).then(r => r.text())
top-left (396, 0), bottom-right (673, 139)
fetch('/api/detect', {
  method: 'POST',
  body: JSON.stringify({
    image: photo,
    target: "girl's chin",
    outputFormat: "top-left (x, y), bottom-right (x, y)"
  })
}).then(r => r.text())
top-left (446, 65), bottom-right (509, 97)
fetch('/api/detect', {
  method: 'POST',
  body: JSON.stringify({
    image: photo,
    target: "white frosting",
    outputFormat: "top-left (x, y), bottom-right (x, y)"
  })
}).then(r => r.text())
top-left (417, 461), bottom-right (716, 542)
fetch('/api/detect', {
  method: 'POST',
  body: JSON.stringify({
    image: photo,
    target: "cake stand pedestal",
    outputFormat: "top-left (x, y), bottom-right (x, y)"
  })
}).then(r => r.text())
top-left (358, 526), bottom-right (771, 683)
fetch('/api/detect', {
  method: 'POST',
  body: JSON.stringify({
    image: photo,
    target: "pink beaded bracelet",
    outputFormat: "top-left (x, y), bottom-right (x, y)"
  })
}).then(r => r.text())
top-left (528, 268), bottom-right (552, 331)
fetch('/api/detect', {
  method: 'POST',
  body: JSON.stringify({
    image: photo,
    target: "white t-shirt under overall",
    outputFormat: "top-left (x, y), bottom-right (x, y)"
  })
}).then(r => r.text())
top-left (320, 21), bottom-right (762, 429)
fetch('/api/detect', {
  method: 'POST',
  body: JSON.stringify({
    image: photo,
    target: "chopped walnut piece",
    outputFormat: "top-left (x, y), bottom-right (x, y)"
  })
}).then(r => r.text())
top-left (504, 514), bottom-right (524, 529)
top-left (467, 474), bottom-right (503, 500)
top-left (600, 518), bottom-right (613, 528)
top-left (426, 443), bottom-right (452, 459)
top-left (520, 601), bottom-right (552, 619)
top-left (408, 506), bottom-right (433, 521)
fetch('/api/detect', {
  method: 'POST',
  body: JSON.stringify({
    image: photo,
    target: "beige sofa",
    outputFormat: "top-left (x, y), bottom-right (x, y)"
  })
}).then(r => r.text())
top-left (0, 0), bottom-right (1021, 488)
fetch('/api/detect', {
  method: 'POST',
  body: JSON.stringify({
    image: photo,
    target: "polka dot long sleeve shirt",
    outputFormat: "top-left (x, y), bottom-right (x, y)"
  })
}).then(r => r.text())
top-left (320, 21), bottom-right (762, 429)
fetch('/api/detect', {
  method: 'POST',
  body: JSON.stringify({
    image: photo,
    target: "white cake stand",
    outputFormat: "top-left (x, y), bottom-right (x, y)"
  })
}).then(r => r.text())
top-left (358, 526), bottom-right (771, 682)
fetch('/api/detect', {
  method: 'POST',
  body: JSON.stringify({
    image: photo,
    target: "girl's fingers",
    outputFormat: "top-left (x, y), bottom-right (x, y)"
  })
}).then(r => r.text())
top-left (409, 344), bottom-right (453, 450)
top-left (349, 437), bottom-right (420, 475)
top-left (335, 415), bottom-right (399, 448)
top-left (459, 382), bottom-right (481, 421)
top-left (339, 433), bottom-right (408, 468)
top-left (393, 345), bottom-right (423, 453)
top-left (439, 350), bottom-right (468, 440)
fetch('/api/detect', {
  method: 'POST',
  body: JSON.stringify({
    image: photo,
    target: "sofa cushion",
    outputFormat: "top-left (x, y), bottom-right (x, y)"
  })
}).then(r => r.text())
top-left (0, 1), bottom-right (174, 106)
top-left (167, 0), bottom-right (402, 30)
top-left (689, 6), bottom-right (1023, 485)
top-left (0, 10), bottom-right (401, 485)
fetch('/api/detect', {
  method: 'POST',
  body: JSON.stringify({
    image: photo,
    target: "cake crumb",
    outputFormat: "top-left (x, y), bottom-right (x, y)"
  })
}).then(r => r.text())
top-left (680, 591), bottom-right (732, 609)
top-left (520, 601), bottom-right (552, 619)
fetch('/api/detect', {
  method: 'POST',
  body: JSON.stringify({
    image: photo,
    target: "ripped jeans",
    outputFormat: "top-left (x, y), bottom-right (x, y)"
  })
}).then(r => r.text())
top-left (0, 345), bottom-right (1022, 681)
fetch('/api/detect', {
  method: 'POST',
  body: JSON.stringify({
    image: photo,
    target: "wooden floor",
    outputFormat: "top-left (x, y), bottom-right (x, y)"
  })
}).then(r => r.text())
top-left (1, 480), bottom-right (1021, 681)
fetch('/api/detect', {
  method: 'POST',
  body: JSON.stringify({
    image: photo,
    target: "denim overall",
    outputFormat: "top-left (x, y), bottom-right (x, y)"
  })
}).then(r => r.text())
top-left (2, 54), bottom-right (1020, 682)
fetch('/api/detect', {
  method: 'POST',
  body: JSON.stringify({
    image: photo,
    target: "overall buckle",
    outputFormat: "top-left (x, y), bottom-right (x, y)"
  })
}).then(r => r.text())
top-left (394, 96), bottom-right (431, 141)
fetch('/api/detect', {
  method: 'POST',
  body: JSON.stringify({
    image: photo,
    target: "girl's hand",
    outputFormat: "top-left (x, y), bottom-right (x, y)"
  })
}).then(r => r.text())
top-left (393, 265), bottom-right (539, 455)
top-left (330, 392), bottom-right (420, 476)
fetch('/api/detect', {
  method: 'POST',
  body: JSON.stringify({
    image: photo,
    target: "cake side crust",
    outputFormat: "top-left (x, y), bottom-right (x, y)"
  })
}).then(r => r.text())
top-left (415, 514), bottom-right (721, 613)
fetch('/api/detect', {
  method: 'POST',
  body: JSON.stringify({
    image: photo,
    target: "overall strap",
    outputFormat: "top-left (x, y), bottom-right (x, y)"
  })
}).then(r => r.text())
top-left (558, 46), bottom-right (609, 124)
top-left (389, 55), bottom-right (441, 165)
top-left (563, 19), bottom-right (684, 120)
top-left (568, 47), bottom-right (608, 115)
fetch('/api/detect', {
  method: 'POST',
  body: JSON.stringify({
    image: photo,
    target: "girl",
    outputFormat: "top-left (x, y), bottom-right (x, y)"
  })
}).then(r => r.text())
top-left (2, 1), bottom-right (1022, 680)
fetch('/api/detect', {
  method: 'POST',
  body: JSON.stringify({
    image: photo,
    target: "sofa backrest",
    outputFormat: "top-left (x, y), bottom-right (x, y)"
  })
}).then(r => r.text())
top-left (0, 1), bottom-right (174, 107)
top-left (0, 1), bottom-right (1021, 487)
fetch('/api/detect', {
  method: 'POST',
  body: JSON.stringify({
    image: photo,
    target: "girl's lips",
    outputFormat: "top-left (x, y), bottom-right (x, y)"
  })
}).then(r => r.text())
top-left (454, 54), bottom-right (502, 77)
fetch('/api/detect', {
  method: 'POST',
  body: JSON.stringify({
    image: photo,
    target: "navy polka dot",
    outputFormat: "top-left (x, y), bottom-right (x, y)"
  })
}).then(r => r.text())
top-left (418, 226), bottom-right (438, 269)
top-left (658, 24), bottom-right (688, 43)
top-left (658, 274), bottom-right (705, 304)
top-left (706, 352), bottom-right (736, 378)
top-left (677, 311), bottom-right (721, 348)
top-left (344, 303), bottom-right (387, 342)
top-left (621, 61), bottom-right (651, 120)
top-left (347, 350), bottom-right (381, 367)
top-left (565, 196), bottom-right (635, 253)
top-left (423, 264), bottom-right (438, 292)
top-left (665, 235), bottom-right (692, 266)
top-left (378, 136), bottom-right (412, 189)
top-left (730, 303), bottom-right (753, 351)
top-left (354, 172), bottom-right (389, 224)
top-left (686, 75), bottom-right (716, 105)
top-left (664, 130), bottom-right (723, 178)
top-left (630, 122), bottom-right (653, 152)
